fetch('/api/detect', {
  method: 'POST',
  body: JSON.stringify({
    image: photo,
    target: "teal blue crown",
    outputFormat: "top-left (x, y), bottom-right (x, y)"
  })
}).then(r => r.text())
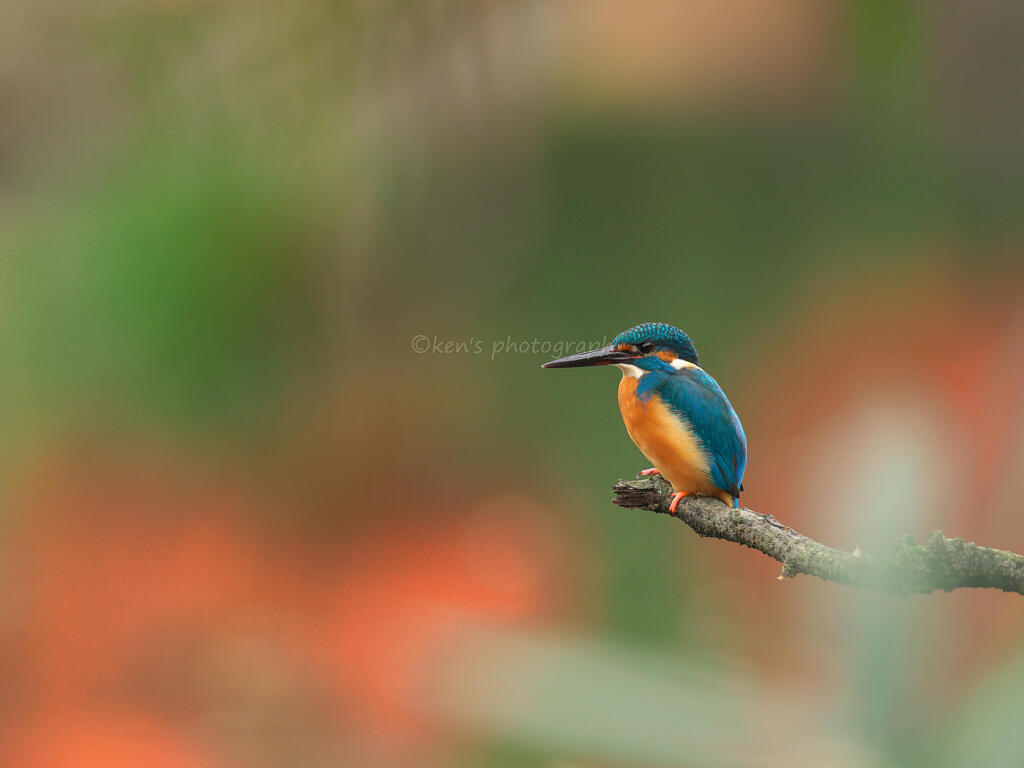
top-left (612, 322), bottom-right (698, 364)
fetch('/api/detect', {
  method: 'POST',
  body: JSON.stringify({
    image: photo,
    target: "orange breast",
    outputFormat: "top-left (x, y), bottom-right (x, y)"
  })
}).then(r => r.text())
top-left (617, 375), bottom-right (728, 502)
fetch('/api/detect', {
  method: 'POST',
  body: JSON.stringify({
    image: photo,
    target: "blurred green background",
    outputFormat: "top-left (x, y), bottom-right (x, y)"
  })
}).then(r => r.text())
top-left (3, 1), bottom-right (1024, 766)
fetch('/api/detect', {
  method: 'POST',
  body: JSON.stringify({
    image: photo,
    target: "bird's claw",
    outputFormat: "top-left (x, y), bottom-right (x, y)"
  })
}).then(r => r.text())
top-left (668, 491), bottom-right (689, 515)
top-left (636, 467), bottom-right (661, 478)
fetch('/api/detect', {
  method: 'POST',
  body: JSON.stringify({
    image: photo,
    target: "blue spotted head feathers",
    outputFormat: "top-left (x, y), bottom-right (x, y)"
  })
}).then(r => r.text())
top-left (612, 322), bottom-right (699, 364)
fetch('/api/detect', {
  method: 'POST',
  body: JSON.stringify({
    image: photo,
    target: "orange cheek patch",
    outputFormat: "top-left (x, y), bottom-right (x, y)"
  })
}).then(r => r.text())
top-left (656, 350), bottom-right (676, 363)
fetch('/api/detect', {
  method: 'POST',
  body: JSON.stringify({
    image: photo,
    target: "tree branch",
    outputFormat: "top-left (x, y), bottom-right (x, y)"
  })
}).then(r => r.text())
top-left (611, 474), bottom-right (1024, 595)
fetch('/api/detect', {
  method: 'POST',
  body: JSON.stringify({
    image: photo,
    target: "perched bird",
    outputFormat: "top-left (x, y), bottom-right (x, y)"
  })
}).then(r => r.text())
top-left (542, 322), bottom-right (746, 512)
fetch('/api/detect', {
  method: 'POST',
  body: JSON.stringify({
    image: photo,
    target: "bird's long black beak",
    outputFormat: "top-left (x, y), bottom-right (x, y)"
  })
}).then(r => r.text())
top-left (541, 344), bottom-right (638, 369)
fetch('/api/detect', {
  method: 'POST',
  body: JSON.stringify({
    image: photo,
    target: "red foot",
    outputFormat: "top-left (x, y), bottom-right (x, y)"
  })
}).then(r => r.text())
top-left (637, 468), bottom-right (661, 477)
top-left (668, 491), bottom-right (689, 515)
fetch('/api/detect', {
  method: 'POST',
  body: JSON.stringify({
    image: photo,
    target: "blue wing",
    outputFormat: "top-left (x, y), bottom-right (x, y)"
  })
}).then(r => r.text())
top-left (638, 366), bottom-right (747, 498)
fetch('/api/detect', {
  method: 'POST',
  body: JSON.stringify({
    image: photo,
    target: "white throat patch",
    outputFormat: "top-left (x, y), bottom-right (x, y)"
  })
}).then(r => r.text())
top-left (615, 363), bottom-right (645, 379)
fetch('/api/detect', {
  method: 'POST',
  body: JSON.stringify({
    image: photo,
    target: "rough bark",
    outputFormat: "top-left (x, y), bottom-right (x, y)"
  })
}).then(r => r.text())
top-left (612, 474), bottom-right (1024, 595)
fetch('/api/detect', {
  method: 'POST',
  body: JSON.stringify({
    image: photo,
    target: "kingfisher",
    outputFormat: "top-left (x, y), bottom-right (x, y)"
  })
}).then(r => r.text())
top-left (542, 322), bottom-right (746, 512)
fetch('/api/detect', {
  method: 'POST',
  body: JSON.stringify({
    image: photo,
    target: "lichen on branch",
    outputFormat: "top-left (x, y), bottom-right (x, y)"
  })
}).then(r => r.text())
top-left (611, 474), bottom-right (1024, 595)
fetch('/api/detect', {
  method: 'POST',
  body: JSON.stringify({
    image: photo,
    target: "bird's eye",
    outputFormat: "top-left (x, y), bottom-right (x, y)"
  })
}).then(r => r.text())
top-left (638, 342), bottom-right (654, 354)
